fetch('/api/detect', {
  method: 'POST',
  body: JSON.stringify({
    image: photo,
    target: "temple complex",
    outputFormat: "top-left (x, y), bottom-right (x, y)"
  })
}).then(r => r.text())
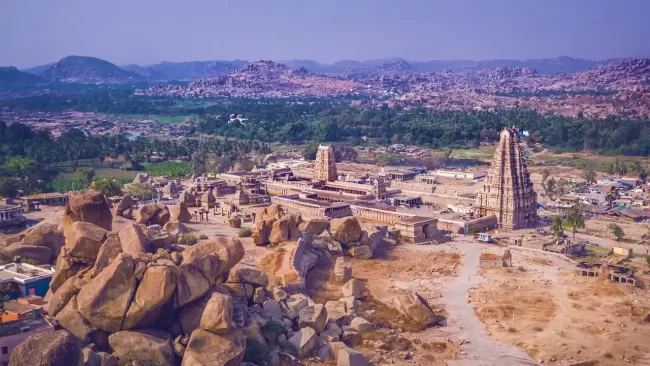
top-left (313, 145), bottom-right (337, 182)
top-left (474, 128), bottom-right (537, 229)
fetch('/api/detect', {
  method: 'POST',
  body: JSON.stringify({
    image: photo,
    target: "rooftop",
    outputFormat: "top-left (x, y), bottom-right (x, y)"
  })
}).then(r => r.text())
top-left (0, 263), bottom-right (54, 283)
top-left (0, 205), bottom-right (22, 212)
top-left (23, 192), bottom-right (66, 199)
top-left (3, 300), bottom-right (40, 314)
top-left (0, 315), bottom-right (53, 337)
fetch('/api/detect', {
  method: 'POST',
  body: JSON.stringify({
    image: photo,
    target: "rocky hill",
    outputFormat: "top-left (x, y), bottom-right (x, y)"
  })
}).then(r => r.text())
top-left (139, 58), bottom-right (650, 118)
top-left (40, 56), bottom-right (142, 84)
top-left (141, 60), bottom-right (371, 98)
top-left (123, 60), bottom-right (248, 81)
top-left (0, 66), bottom-right (41, 84)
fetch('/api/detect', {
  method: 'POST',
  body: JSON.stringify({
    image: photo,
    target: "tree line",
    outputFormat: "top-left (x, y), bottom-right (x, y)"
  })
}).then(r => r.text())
top-left (0, 121), bottom-right (271, 197)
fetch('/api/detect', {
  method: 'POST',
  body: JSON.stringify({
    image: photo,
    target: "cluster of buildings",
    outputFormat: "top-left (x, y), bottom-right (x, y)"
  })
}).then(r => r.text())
top-left (549, 176), bottom-right (650, 222)
top-left (0, 193), bottom-right (68, 229)
top-left (250, 133), bottom-right (538, 242)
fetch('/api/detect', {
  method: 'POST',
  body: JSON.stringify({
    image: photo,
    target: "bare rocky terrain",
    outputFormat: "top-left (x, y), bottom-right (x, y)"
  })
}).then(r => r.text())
top-left (139, 59), bottom-right (650, 118)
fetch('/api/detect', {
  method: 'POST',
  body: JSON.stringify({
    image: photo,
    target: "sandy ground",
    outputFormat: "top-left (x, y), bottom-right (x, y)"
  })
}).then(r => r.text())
top-left (469, 245), bottom-right (650, 365)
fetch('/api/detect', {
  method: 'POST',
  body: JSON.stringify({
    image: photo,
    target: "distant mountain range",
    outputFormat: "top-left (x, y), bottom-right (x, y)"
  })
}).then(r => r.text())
top-left (7, 55), bottom-right (617, 86)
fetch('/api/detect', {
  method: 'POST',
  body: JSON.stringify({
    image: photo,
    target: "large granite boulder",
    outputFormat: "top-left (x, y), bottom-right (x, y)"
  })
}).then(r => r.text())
top-left (108, 329), bottom-right (175, 366)
top-left (113, 195), bottom-right (136, 218)
top-left (200, 291), bottom-right (233, 334)
top-left (63, 190), bottom-right (112, 231)
top-left (269, 215), bottom-right (291, 245)
top-left (329, 217), bottom-right (362, 245)
top-left (288, 326), bottom-right (318, 359)
top-left (64, 222), bottom-right (107, 262)
top-left (252, 218), bottom-right (273, 246)
top-left (342, 278), bottom-right (365, 298)
top-left (48, 275), bottom-right (81, 317)
top-left (298, 304), bottom-right (328, 333)
top-left (1, 243), bottom-right (51, 264)
top-left (123, 265), bottom-right (178, 329)
top-left (76, 253), bottom-right (137, 332)
top-left (182, 329), bottom-right (246, 366)
top-left (86, 233), bottom-right (122, 278)
top-left (334, 257), bottom-right (352, 282)
top-left (9, 330), bottom-right (83, 366)
top-left (181, 237), bottom-right (244, 273)
top-left (175, 263), bottom-right (210, 308)
top-left (178, 287), bottom-right (228, 336)
top-left (171, 202), bottom-right (192, 222)
top-left (82, 348), bottom-right (118, 366)
top-left (21, 223), bottom-right (64, 262)
top-left (136, 203), bottom-right (171, 226)
top-left (299, 218), bottom-right (330, 236)
top-left (55, 295), bottom-right (96, 345)
top-left (337, 347), bottom-right (372, 366)
top-left (50, 250), bottom-right (86, 293)
top-left (395, 290), bottom-right (438, 327)
top-left (227, 267), bottom-right (269, 288)
top-left (118, 222), bottom-right (150, 255)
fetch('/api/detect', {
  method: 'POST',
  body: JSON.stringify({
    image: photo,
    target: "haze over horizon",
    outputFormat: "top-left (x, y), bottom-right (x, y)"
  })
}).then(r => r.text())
top-left (1, 0), bottom-right (649, 68)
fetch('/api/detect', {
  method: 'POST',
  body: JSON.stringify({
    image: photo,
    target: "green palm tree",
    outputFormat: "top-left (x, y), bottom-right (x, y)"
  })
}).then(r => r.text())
top-left (551, 215), bottom-right (564, 239)
top-left (565, 205), bottom-right (585, 241)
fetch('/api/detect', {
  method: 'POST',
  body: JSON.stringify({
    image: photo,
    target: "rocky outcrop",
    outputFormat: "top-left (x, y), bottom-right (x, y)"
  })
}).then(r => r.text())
top-left (63, 190), bottom-right (112, 231)
top-left (136, 203), bottom-right (171, 226)
top-left (9, 330), bottom-right (83, 366)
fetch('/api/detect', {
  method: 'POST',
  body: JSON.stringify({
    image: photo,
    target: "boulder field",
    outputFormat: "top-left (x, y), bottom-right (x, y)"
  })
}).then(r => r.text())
top-left (10, 194), bottom-right (438, 366)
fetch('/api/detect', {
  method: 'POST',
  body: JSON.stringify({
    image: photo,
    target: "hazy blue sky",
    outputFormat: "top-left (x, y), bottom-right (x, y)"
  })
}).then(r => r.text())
top-left (1, 0), bottom-right (648, 67)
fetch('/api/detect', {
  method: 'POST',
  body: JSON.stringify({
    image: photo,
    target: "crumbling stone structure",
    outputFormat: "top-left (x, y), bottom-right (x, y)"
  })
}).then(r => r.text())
top-left (313, 145), bottom-right (337, 182)
top-left (475, 129), bottom-right (537, 229)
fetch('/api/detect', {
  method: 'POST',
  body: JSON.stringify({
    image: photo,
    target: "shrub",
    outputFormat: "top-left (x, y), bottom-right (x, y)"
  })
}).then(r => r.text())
top-left (242, 339), bottom-right (271, 364)
top-left (178, 234), bottom-right (198, 245)
top-left (238, 228), bottom-right (252, 237)
top-left (21, 258), bottom-right (40, 266)
top-left (262, 320), bottom-right (286, 335)
top-left (277, 247), bottom-right (285, 253)
top-left (198, 234), bottom-right (208, 240)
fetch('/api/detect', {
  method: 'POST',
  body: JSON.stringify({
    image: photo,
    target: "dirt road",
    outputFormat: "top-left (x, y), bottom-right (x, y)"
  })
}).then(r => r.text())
top-left (441, 242), bottom-right (538, 366)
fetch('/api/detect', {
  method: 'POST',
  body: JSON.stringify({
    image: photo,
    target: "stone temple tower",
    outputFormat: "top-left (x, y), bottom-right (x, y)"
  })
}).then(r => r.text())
top-left (475, 128), bottom-right (537, 229)
top-left (313, 145), bottom-right (337, 182)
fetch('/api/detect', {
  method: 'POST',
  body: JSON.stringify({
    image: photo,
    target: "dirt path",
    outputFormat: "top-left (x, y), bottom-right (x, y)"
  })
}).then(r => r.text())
top-left (442, 243), bottom-right (538, 366)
